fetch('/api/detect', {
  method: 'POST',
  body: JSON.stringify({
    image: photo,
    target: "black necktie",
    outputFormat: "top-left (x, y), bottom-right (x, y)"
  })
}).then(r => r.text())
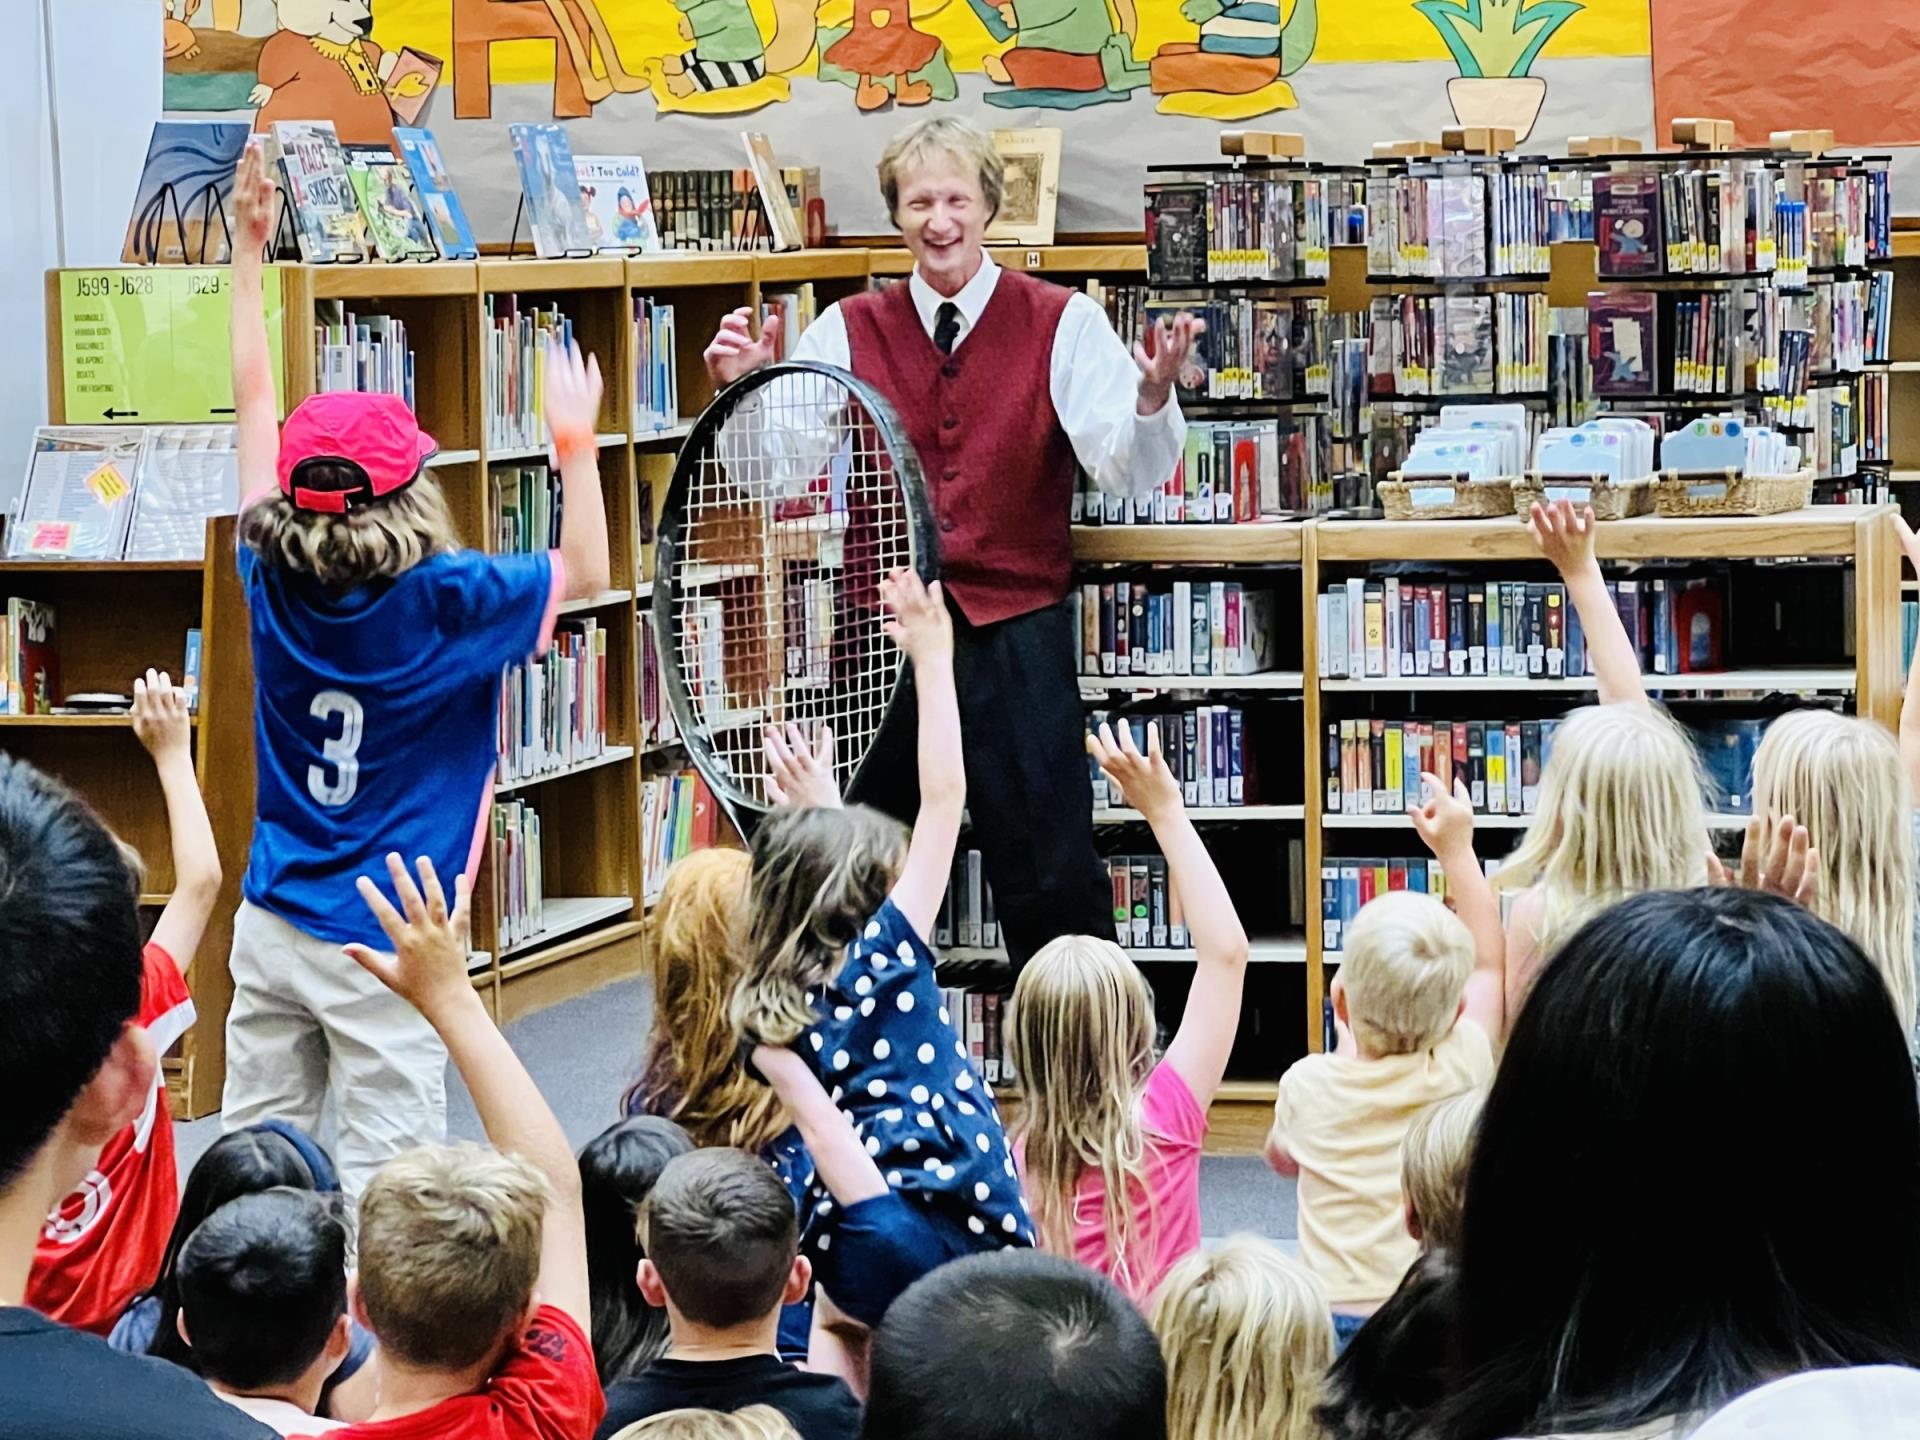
top-left (934, 301), bottom-right (961, 356)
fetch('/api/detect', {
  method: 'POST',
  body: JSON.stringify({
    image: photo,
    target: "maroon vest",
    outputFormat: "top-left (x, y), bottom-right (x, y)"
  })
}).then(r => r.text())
top-left (841, 270), bottom-right (1077, 625)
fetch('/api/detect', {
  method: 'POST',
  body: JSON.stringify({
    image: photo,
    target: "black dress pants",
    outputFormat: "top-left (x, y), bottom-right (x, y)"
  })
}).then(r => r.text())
top-left (847, 593), bottom-right (1114, 967)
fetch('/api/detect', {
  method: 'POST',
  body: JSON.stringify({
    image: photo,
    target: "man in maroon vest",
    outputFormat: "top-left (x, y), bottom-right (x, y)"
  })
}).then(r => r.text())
top-left (704, 116), bottom-right (1201, 966)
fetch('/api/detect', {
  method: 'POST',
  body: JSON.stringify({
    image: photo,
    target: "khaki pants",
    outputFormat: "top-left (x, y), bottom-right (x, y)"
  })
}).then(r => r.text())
top-left (221, 900), bottom-right (448, 1198)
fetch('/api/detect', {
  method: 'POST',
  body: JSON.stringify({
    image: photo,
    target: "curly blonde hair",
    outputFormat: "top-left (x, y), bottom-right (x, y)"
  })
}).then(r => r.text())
top-left (239, 478), bottom-right (458, 590)
top-left (624, 849), bottom-right (790, 1152)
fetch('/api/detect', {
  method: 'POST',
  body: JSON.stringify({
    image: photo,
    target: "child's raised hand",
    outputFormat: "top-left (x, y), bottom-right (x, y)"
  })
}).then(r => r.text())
top-left (543, 338), bottom-right (604, 449)
top-left (880, 568), bottom-right (952, 668)
top-left (131, 669), bottom-right (192, 765)
top-left (765, 722), bottom-right (842, 809)
top-left (1408, 771), bottom-right (1474, 861)
top-left (1088, 719), bottom-right (1181, 818)
top-left (1707, 813), bottom-right (1820, 909)
top-left (1527, 499), bottom-right (1598, 577)
top-left (232, 141), bottom-right (277, 255)
top-left (345, 853), bottom-right (474, 1020)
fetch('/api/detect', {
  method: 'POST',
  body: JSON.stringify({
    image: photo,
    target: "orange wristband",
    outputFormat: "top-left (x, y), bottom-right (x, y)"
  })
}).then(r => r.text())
top-left (551, 426), bottom-right (595, 465)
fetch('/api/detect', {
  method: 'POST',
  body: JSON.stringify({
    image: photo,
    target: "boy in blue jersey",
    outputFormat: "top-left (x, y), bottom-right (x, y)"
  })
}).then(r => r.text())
top-left (218, 142), bottom-right (613, 1195)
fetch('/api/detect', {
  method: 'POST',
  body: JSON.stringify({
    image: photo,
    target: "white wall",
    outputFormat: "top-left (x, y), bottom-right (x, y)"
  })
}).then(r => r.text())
top-left (0, 0), bottom-right (160, 511)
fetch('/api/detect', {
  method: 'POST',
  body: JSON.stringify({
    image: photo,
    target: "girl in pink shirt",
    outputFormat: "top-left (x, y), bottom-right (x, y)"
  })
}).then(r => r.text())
top-left (1008, 720), bottom-right (1251, 1301)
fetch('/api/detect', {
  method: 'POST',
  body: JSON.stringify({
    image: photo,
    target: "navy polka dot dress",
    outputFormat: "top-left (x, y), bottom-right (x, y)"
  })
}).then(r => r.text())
top-left (772, 897), bottom-right (1035, 1278)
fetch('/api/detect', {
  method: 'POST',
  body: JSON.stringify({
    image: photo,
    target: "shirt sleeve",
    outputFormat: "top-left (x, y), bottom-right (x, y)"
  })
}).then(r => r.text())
top-left (139, 944), bottom-right (196, 1057)
top-left (432, 550), bottom-right (562, 674)
top-left (485, 1305), bottom-right (606, 1440)
top-left (1050, 290), bottom-right (1185, 500)
top-left (790, 301), bottom-right (850, 368)
top-left (1142, 1060), bottom-right (1207, 1147)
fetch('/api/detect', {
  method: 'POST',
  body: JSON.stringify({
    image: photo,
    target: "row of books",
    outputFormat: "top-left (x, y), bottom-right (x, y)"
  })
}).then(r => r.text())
top-left (0, 600), bottom-right (57, 715)
top-left (489, 464), bottom-right (562, 556)
top-left (1862, 371), bottom-right (1891, 465)
top-left (642, 770), bottom-right (722, 902)
top-left (1108, 852), bottom-right (1192, 950)
top-left (13, 426), bottom-right (237, 563)
top-left (1071, 416), bottom-right (1340, 526)
top-left (1775, 384), bottom-right (1863, 482)
top-left (1086, 707), bottom-right (1259, 809)
top-left (939, 987), bottom-right (1013, 1086)
top-left (497, 619), bottom-right (608, 785)
top-left (1091, 289), bottom-right (1362, 402)
top-left (1364, 293), bottom-right (1547, 397)
top-left (1583, 288), bottom-right (1849, 400)
top-left (1316, 574), bottom-right (1729, 680)
top-left (492, 797), bottom-right (545, 948)
top-left (1143, 168), bottom-right (1365, 285)
top-left (760, 286), bottom-right (819, 360)
top-left (639, 619), bottom-right (681, 751)
top-left (934, 849), bottom-right (1000, 950)
top-left (1593, 163), bottom-right (1781, 279)
top-left (312, 304), bottom-right (413, 409)
top-left (1325, 716), bottom-right (1560, 817)
top-left (1322, 856), bottom-right (1473, 958)
top-left (1362, 161), bottom-right (1554, 279)
top-left (486, 297), bottom-right (575, 452)
top-left (1072, 580), bottom-right (1280, 678)
top-left (633, 298), bottom-right (680, 434)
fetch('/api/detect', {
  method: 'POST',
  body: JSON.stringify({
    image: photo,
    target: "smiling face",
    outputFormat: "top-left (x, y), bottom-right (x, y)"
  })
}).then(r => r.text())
top-left (894, 150), bottom-right (990, 298)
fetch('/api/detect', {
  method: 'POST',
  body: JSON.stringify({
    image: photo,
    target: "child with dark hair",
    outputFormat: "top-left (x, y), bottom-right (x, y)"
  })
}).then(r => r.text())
top-left (581, 1115), bottom-right (695, 1386)
top-left (177, 1189), bottom-right (353, 1434)
top-left (596, 1149), bottom-right (858, 1440)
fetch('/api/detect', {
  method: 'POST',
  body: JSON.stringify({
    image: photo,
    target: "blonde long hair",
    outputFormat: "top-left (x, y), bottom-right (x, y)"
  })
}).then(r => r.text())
top-left (1498, 703), bottom-right (1710, 956)
top-left (624, 849), bottom-right (790, 1152)
top-left (1752, 709), bottom-right (1918, 1034)
top-left (1006, 935), bottom-right (1159, 1298)
top-left (239, 477), bottom-right (459, 590)
top-left (1149, 1235), bottom-right (1333, 1440)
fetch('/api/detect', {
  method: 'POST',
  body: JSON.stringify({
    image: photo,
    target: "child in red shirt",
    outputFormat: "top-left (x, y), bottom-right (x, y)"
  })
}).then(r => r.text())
top-left (299, 853), bottom-right (602, 1440)
top-left (28, 670), bottom-right (221, 1333)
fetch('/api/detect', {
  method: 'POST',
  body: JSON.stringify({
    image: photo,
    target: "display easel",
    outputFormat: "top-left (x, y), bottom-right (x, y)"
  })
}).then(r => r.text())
top-left (125, 181), bottom-right (237, 266)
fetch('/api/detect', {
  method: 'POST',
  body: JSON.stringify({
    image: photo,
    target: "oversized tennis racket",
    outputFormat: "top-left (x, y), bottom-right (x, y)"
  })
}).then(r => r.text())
top-left (653, 362), bottom-right (939, 830)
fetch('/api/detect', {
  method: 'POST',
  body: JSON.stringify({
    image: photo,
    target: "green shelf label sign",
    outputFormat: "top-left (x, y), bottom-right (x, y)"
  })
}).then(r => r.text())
top-left (59, 267), bottom-right (287, 425)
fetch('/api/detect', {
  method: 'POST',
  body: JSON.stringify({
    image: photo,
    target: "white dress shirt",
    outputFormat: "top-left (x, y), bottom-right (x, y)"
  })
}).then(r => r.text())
top-left (792, 251), bottom-right (1186, 498)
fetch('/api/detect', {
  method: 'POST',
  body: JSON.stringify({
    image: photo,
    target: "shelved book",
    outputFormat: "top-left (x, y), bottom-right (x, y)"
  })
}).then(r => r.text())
top-left (939, 986), bottom-right (1010, 1085)
top-left (1109, 851), bottom-right (1187, 949)
top-left (485, 297), bottom-right (574, 451)
top-left (1146, 168), bottom-right (1361, 284)
top-left (492, 797), bottom-right (545, 948)
top-left (1323, 857), bottom-right (1466, 958)
top-left (642, 769), bottom-right (721, 900)
top-left (508, 123), bottom-right (595, 258)
top-left (1363, 159), bottom-right (1549, 280)
top-left (1088, 707), bottom-right (1259, 809)
top-left (122, 121), bottom-right (251, 265)
top-left (633, 297), bottom-right (680, 433)
top-left (394, 128), bottom-right (478, 260)
top-left (313, 303), bottom-right (414, 407)
top-left (269, 120), bottom-right (367, 264)
top-left (935, 848), bottom-right (999, 949)
top-left (490, 463), bottom-right (562, 556)
top-left (742, 132), bottom-right (804, 252)
top-left (640, 619), bottom-right (681, 750)
top-left (652, 169), bottom-right (782, 252)
top-left (1072, 580), bottom-right (1279, 678)
top-left (0, 600), bottom-right (58, 715)
top-left (344, 145), bottom-right (437, 262)
top-left (1074, 415), bottom-right (1331, 525)
top-left (1592, 172), bottom-right (1661, 279)
top-left (1326, 717), bottom-right (1561, 818)
top-left (498, 618), bottom-right (608, 784)
top-left (576, 155), bottom-right (660, 253)
top-left (761, 285), bottom-right (817, 359)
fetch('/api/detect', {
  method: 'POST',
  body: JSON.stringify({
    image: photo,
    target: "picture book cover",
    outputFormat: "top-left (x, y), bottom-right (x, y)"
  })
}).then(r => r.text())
top-left (344, 146), bottom-right (437, 262)
top-left (509, 123), bottom-right (595, 257)
top-left (1594, 173), bottom-right (1663, 278)
top-left (985, 128), bottom-right (1061, 247)
top-left (393, 128), bottom-right (477, 260)
top-left (740, 132), bottom-right (804, 252)
top-left (1589, 291), bottom-right (1659, 396)
top-left (270, 120), bottom-right (367, 264)
top-left (122, 121), bottom-right (251, 265)
top-left (9, 600), bottom-right (57, 716)
top-left (381, 47), bottom-right (443, 127)
top-left (575, 155), bottom-right (661, 253)
top-left (1146, 183), bottom-right (1207, 286)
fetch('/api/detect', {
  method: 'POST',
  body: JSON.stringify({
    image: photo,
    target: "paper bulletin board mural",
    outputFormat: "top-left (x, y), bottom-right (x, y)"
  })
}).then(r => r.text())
top-left (160, 0), bottom-right (1658, 235)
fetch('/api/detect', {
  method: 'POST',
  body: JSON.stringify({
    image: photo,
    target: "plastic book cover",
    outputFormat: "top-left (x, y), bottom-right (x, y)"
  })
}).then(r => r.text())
top-left (394, 128), bottom-right (478, 259)
top-left (1253, 301), bottom-right (1292, 400)
top-left (126, 425), bottom-right (239, 563)
top-left (8, 600), bottom-right (57, 715)
top-left (1594, 173), bottom-right (1662, 278)
top-left (13, 428), bottom-right (144, 561)
top-left (122, 121), bottom-right (251, 265)
top-left (508, 123), bottom-right (594, 258)
top-left (1440, 295), bottom-right (1495, 394)
top-left (344, 146), bottom-right (437, 262)
top-left (1589, 292), bottom-right (1658, 396)
top-left (270, 120), bottom-right (367, 264)
top-left (576, 156), bottom-right (660, 253)
top-left (741, 133), bottom-right (804, 252)
top-left (1145, 184), bottom-right (1207, 286)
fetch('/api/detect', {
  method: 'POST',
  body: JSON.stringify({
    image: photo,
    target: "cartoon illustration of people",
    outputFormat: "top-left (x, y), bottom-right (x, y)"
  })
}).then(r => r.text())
top-left (1149, 0), bottom-right (1317, 117)
top-left (251, 0), bottom-right (430, 147)
top-left (662, 0), bottom-right (776, 95)
top-left (982, 0), bottom-right (1151, 108)
top-left (822, 0), bottom-right (945, 110)
top-left (615, 186), bottom-right (650, 244)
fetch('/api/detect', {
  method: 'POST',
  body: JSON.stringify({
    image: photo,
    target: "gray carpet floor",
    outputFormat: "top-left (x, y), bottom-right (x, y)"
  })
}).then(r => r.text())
top-left (177, 978), bottom-right (1297, 1242)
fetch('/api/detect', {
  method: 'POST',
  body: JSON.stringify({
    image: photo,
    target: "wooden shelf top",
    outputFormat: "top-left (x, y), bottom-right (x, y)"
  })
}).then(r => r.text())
top-left (1073, 523), bottom-right (1304, 564)
top-left (1322, 666), bottom-right (1855, 694)
top-left (868, 244), bottom-right (1147, 276)
top-left (310, 262), bottom-right (479, 299)
top-left (478, 256), bottom-right (627, 291)
top-left (1315, 507), bottom-right (1888, 562)
top-left (1079, 671), bottom-right (1305, 694)
top-left (755, 250), bottom-right (869, 283)
top-left (0, 713), bottom-right (201, 727)
top-left (628, 254), bottom-right (754, 288)
top-left (499, 917), bottom-right (644, 980)
top-left (0, 559), bottom-right (202, 574)
top-left (499, 895), bottom-right (635, 960)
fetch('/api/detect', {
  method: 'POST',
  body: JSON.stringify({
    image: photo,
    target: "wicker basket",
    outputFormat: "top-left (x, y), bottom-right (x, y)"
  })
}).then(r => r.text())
top-left (1652, 468), bottom-right (1814, 518)
top-left (1378, 474), bottom-right (1516, 521)
top-left (1512, 473), bottom-right (1656, 520)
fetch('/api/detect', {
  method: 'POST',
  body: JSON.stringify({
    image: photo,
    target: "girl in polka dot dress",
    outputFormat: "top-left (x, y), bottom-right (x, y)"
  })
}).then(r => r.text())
top-left (740, 568), bottom-right (1033, 1359)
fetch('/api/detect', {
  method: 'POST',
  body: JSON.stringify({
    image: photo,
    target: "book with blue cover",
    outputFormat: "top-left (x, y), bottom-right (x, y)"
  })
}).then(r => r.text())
top-left (394, 128), bottom-right (478, 260)
top-left (509, 123), bottom-right (595, 258)
top-left (122, 121), bottom-right (251, 265)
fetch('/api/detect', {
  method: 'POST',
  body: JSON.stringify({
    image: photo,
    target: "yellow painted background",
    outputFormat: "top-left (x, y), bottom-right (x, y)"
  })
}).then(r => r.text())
top-left (373, 0), bottom-right (1651, 86)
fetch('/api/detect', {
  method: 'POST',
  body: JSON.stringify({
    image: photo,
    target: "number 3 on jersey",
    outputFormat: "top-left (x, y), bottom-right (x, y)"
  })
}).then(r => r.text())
top-left (307, 690), bottom-right (365, 807)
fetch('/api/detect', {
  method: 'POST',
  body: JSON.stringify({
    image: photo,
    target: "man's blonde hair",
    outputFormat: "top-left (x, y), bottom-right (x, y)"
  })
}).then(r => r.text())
top-left (1148, 1235), bottom-right (1332, 1440)
top-left (609, 1407), bottom-right (801, 1440)
top-left (877, 117), bottom-right (1004, 225)
top-left (239, 476), bottom-right (459, 590)
top-left (1752, 708), bottom-right (1918, 1034)
top-left (357, 1142), bottom-right (549, 1370)
top-left (1341, 891), bottom-right (1474, 1055)
top-left (1402, 1087), bottom-right (1486, 1252)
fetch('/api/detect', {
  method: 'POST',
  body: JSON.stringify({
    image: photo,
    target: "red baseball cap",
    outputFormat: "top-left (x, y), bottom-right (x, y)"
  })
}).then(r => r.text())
top-left (277, 392), bottom-right (438, 514)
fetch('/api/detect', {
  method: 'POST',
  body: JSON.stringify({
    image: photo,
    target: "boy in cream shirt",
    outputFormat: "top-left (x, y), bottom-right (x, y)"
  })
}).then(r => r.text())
top-left (1266, 892), bottom-right (1496, 1346)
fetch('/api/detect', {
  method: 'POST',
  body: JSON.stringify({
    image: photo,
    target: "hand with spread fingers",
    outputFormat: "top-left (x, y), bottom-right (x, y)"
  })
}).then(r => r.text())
top-left (344, 852), bottom-right (476, 1021)
top-left (1706, 813), bottom-right (1821, 910)
top-left (765, 722), bottom-right (842, 809)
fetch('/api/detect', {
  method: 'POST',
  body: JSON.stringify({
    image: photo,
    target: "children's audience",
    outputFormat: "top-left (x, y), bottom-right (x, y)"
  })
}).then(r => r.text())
top-left (1148, 1234), bottom-right (1331, 1440)
top-left (175, 1188), bottom-right (353, 1434)
top-left (595, 1149), bottom-right (859, 1440)
top-left (1008, 719), bottom-right (1249, 1300)
top-left (582, 1116), bottom-right (695, 1387)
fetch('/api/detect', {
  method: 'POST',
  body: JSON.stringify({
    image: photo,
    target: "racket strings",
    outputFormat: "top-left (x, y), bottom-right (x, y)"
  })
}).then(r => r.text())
top-left (672, 371), bottom-right (914, 809)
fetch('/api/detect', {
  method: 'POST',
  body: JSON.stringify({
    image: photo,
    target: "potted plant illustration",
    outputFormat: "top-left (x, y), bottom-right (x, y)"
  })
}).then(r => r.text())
top-left (1412, 0), bottom-right (1583, 143)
